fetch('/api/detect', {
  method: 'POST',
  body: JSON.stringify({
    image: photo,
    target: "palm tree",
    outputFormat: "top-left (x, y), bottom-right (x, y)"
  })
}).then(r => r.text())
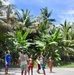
top-left (40, 7), bottom-right (55, 23)
top-left (60, 20), bottom-right (74, 61)
top-left (15, 9), bottom-right (34, 28)
top-left (69, 23), bottom-right (74, 40)
top-left (60, 20), bottom-right (71, 40)
top-left (37, 7), bottom-right (55, 34)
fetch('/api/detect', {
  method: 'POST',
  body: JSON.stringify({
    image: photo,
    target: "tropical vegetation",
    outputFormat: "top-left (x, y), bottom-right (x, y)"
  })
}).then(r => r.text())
top-left (0, 0), bottom-right (74, 66)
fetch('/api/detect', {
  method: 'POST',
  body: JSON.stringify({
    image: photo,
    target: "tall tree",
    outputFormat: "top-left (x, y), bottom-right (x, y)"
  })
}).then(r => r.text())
top-left (60, 20), bottom-right (74, 61)
top-left (40, 7), bottom-right (55, 23)
top-left (60, 20), bottom-right (71, 40)
top-left (15, 9), bottom-right (33, 28)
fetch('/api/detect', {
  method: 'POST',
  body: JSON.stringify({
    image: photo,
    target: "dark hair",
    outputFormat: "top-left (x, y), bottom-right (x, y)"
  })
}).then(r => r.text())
top-left (22, 50), bottom-right (27, 54)
top-left (43, 54), bottom-right (45, 57)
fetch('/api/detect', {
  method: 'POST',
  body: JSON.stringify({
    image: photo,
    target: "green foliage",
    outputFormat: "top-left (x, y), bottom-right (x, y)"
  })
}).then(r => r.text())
top-left (14, 29), bottom-right (30, 50)
top-left (0, 3), bottom-right (74, 65)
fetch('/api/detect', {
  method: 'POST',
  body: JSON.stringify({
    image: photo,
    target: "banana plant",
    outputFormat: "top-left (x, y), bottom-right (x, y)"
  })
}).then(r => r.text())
top-left (35, 28), bottom-right (62, 61)
top-left (13, 29), bottom-right (30, 51)
top-left (48, 29), bottom-right (62, 60)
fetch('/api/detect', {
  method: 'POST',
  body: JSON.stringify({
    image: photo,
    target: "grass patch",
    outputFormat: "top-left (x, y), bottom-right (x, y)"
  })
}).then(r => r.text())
top-left (58, 62), bottom-right (74, 68)
top-left (55, 61), bottom-right (74, 68)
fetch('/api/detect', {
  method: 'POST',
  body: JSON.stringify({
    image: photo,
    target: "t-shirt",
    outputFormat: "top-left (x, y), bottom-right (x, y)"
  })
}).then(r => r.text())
top-left (40, 55), bottom-right (46, 65)
top-left (19, 54), bottom-right (28, 66)
top-left (36, 59), bottom-right (40, 64)
top-left (5, 54), bottom-right (11, 65)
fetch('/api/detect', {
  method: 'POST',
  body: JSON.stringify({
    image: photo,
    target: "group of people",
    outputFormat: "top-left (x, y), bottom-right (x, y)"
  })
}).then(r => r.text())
top-left (4, 50), bottom-right (54, 75)
top-left (36, 52), bottom-right (54, 75)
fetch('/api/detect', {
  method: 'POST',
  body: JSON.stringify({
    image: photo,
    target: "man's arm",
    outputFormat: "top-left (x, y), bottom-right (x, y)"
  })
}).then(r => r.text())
top-left (18, 57), bottom-right (20, 65)
top-left (5, 55), bottom-right (8, 65)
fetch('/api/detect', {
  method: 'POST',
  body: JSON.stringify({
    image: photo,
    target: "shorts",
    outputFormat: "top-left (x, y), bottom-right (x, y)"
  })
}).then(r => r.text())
top-left (38, 64), bottom-right (41, 70)
top-left (28, 63), bottom-right (33, 71)
top-left (49, 64), bottom-right (52, 68)
top-left (41, 64), bottom-right (45, 70)
top-left (21, 64), bottom-right (28, 71)
top-left (5, 64), bottom-right (10, 67)
top-left (4, 63), bottom-right (10, 67)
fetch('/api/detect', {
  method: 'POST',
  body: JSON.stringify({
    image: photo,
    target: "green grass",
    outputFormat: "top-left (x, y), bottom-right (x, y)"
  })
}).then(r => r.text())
top-left (54, 61), bottom-right (74, 68)
top-left (57, 62), bottom-right (74, 68)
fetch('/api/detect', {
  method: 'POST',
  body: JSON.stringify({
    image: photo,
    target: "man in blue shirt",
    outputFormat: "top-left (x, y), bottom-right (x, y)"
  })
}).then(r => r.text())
top-left (4, 50), bottom-right (11, 75)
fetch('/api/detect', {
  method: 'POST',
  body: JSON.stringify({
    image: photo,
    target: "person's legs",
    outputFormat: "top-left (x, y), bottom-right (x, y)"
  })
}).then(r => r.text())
top-left (24, 64), bottom-right (27, 75)
top-left (37, 64), bottom-right (40, 73)
top-left (28, 66), bottom-right (30, 75)
top-left (21, 71), bottom-right (23, 75)
top-left (38, 64), bottom-right (41, 72)
top-left (42, 64), bottom-right (46, 75)
top-left (5, 66), bottom-right (8, 74)
top-left (5, 65), bottom-right (8, 74)
top-left (31, 68), bottom-right (33, 75)
top-left (43, 69), bottom-right (46, 75)
top-left (21, 65), bottom-right (24, 75)
top-left (50, 67), bottom-right (52, 72)
top-left (50, 64), bottom-right (52, 72)
top-left (24, 71), bottom-right (27, 75)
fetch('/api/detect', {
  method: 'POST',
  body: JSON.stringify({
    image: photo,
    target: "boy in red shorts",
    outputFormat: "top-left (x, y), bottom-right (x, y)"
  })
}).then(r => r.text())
top-left (49, 56), bottom-right (54, 73)
top-left (28, 55), bottom-right (34, 75)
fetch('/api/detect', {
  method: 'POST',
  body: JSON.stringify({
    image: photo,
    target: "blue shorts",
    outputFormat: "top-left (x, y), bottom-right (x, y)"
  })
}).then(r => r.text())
top-left (5, 63), bottom-right (10, 67)
top-left (41, 64), bottom-right (45, 70)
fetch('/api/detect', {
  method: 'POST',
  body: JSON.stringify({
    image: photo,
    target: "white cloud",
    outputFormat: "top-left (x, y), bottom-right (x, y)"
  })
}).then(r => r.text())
top-left (7, 0), bottom-right (74, 24)
top-left (66, 10), bottom-right (74, 15)
top-left (59, 10), bottom-right (74, 23)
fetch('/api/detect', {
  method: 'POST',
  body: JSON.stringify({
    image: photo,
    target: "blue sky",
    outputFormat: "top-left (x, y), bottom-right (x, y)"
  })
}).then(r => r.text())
top-left (8, 0), bottom-right (74, 25)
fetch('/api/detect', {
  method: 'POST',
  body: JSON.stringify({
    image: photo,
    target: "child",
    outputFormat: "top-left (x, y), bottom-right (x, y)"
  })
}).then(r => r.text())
top-left (40, 52), bottom-right (46, 75)
top-left (28, 55), bottom-right (34, 75)
top-left (49, 56), bottom-right (54, 73)
top-left (4, 50), bottom-right (11, 75)
top-left (36, 56), bottom-right (41, 74)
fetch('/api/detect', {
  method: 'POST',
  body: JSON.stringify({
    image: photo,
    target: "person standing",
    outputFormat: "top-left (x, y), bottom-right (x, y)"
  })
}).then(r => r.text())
top-left (40, 52), bottom-right (46, 75)
top-left (4, 50), bottom-right (11, 75)
top-left (18, 50), bottom-right (28, 75)
top-left (28, 55), bottom-right (34, 75)
top-left (49, 56), bottom-right (54, 73)
top-left (36, 56), bottom-right (41, 74)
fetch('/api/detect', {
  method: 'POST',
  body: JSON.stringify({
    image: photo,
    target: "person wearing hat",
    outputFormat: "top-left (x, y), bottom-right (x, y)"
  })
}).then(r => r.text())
top-left (18, 50), bottom-right (28, 75)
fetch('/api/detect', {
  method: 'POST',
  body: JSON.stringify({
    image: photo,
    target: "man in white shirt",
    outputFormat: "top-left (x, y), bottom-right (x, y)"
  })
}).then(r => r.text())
top-left (18, 50), bottom-right (28, 75)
